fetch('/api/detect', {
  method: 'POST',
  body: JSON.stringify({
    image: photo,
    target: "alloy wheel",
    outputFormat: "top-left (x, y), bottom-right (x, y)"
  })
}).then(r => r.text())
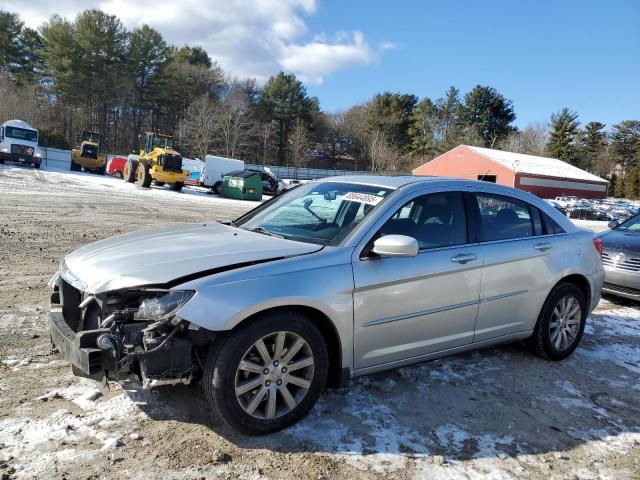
top-left (549, 295), bottom-right (582, 351)
top-left (234, 331), bottom-right (315, 420)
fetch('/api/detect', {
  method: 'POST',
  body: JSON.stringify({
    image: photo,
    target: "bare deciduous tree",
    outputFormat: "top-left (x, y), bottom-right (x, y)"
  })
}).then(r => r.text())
top-left (214, 80), bottom-right (254, 159)
top-left (178, 94), bottom-right (216, 159)
top-left (498, 123), bottom-right (548, 155)
top-left (288, 118), bottom-right (310, 175)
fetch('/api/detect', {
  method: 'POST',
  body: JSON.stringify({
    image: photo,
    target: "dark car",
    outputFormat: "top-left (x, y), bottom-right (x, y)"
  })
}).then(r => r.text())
top-left (545, 200), bottom-right (567, 215)
top-left (599, 214), bottom-right (640, 300)
top-left (566, 207), bottom-right (611, 221)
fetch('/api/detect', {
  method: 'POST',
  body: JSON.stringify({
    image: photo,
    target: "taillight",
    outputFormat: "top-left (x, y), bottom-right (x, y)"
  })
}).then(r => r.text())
top-left (593, 237), bottom-right (603, 256)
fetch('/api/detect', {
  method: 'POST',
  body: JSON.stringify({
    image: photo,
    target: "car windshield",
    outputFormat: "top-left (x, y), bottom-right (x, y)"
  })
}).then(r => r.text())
top-left (234, 182), bottom-right (392, 246)
top-left (5, 126), bottom-right (38, 142)
top-left (614, 214), bottom-right (640, 232)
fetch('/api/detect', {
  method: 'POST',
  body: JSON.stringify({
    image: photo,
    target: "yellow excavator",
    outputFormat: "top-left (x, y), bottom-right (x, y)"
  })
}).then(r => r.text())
top-left (71, 130), bottom-right (107, 174)
top-left (123, 132), bottom-right (188, 191)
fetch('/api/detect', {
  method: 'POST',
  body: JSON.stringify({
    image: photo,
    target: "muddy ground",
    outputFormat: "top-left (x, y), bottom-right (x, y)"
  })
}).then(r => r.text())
top-left (0, 165), bottom-right (638, 480)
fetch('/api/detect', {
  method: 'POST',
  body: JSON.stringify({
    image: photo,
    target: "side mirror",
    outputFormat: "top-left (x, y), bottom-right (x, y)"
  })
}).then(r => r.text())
top-left (372, 235), bottom-right (419, 257)
top-left (608, 220), bottom-right (619, 229)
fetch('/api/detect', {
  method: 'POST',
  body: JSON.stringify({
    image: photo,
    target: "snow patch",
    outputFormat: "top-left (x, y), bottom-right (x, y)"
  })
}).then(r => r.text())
top-left (578, 342), bottom-right (640, 375)
top-left (0, 379), bottom-right (172, 478)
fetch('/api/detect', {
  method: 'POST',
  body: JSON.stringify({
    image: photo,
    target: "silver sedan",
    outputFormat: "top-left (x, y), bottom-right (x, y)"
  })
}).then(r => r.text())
top-left (49, 176), bottom-right (604, 434)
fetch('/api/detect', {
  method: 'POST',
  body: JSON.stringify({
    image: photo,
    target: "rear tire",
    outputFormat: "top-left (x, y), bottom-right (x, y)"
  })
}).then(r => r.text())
top-left (154, 180), bottom-right (165, 187)
top-left (528, 282), bottom-right (586, 361)
top-left (70, 160), bottom-right (79, 171)
top-left (214, 182), bottom-right (223, 195)
top-left (97, 164), bottom-right (106, 175)
top-left (138, 164), bottom-right (152, 188)
top-left (204, 311), bottom-right (328, 435)
top-left (170, 182), bottom-right (184, 192)
top-left (34, 162), bottom-right (41, 169)
top-left (123, 159), bottom-right (138, 183)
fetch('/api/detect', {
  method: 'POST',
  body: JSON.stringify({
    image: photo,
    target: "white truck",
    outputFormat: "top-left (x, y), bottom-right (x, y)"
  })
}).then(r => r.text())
top-left (0, 119), bottom-right (44, 168)
top-left (200, 155), bottom-right (245, 194)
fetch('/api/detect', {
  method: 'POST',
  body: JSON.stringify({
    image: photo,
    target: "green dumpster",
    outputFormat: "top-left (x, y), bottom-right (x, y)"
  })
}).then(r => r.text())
top-left (221, 170), bottom-right (263, 201)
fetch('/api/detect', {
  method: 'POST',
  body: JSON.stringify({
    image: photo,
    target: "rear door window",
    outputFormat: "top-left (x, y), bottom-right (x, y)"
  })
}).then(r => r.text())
top-left (475, 193), bottom-right (534, 241)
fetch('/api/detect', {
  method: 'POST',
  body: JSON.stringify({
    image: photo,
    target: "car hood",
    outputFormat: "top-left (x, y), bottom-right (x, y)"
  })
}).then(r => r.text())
top-left (62, 223), bottom-right (322, 294)
top-left (599, 229), bottom-right (640, 253)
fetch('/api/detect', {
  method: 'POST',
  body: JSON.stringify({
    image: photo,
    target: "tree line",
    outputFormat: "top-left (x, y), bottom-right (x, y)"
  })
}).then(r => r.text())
top-left (1, 9), bottom-right (639, 196)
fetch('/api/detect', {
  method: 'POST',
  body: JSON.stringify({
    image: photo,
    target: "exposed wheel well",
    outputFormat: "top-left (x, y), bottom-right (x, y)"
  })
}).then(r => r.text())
top-left (557, 274), bottom-right (591, 307)
top-left (234, 305), bottom-right (344, 389)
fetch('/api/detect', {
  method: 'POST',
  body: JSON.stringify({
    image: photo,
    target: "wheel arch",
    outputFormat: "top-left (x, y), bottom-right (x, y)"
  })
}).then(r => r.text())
top-left (557, 273), bottom-right (591, 308)
top-left (230, 305), bottom-right (345, 389)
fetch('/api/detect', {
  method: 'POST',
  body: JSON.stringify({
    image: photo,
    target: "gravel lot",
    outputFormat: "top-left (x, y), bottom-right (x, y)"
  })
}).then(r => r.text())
top-left (0, 165), bottom-right (639, 480)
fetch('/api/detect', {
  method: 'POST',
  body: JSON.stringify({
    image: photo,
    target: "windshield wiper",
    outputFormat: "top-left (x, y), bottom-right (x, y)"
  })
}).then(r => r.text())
top-left (246, 226), bottom-right (286, 239)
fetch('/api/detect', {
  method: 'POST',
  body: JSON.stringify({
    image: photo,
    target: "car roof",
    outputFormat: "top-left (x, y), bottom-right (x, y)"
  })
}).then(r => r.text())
top-left (314, 175), bottom-right (453, 189)
top-left (313, 174), bottom-right (526, 192)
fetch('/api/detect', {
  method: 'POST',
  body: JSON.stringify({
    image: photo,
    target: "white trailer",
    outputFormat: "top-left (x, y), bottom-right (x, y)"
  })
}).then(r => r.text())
top-left (0, 119), bottom-right (44, 168)
top-left (200, 155), bottom-right (244, 194)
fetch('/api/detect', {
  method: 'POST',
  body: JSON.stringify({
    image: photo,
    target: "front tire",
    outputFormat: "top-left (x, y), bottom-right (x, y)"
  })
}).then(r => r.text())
top-left (529, 282), bottom-right (586, 360)
top-left (138, 164), bottom-right (152, 188)
top-left (123, 159), bottom-right (138, 183)
top-left (154, 180), bottom-right (165, 187)
top-left (204, 311), bottom-right (328, 434)
top-left (170, 181), bottom-right (184, 192)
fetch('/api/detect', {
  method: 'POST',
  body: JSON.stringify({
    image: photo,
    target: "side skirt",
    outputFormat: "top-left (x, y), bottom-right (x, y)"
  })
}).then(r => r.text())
top-left (352, 331), bottom-right (533, 377)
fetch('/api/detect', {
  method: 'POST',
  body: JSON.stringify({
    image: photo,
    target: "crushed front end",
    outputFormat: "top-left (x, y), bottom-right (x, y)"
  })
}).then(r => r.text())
top-left (49, 266), bottom-right (210, 389)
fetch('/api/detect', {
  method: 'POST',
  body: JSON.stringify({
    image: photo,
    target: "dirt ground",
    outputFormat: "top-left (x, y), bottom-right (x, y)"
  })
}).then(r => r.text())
top-left (0, 165), bottom-right (639, 480)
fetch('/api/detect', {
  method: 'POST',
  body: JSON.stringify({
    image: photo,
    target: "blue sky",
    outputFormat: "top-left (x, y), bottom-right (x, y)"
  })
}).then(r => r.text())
top-left (10, 0), bottom-right (639, 129)
top-left (304, 0), bottom-right (640, 128)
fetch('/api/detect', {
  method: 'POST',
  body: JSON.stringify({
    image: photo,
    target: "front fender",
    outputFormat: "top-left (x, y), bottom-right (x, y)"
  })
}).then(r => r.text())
top-left (174, 252), bottom-right (355, 370)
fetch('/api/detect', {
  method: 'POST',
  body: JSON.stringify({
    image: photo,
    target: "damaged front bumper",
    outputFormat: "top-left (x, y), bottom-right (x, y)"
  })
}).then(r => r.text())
top-left (49, 285), bottom-right (202, 389)
top-left (50, 301), bottom-right (108, 376)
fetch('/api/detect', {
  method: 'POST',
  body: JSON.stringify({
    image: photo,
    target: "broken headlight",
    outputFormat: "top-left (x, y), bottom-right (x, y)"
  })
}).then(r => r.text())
top-left (134, 290), bottom-right (195, 323)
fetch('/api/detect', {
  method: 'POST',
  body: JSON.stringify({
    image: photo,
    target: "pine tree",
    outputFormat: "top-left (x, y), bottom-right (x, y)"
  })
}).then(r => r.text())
top-left (128, 25), bottom-right (169, 146)
top-left (14, 27), bottom-right (43, 85)
top-left (258, 72), bottom-right (318, 165)
top-left (366, 92), bottom-right (417, 153)
top-left (614, 174), bottom-right (626, 198)
top-left (579, 121), bottom-right (607, 171)
top-left (611, 120), bottom-right (640, 171)
top-left (0, 11), bottom-right (22, 75)
top-left (460, 85), bottom-right (516, 148)
top-left (546, 108), bottom-right (580, 165)
top-left (624, 165), bottom-right (640, 199)
top-left (408, 97), bottom-right (436, 157)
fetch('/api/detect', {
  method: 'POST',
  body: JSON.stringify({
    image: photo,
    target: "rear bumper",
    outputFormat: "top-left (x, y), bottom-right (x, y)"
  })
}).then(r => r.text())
top-left (49, 292), bottom-right (108, 376)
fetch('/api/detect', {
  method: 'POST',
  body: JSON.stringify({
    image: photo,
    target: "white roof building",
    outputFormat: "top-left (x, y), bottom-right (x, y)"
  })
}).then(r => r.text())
top-left (413, 145), bottom-right (609, 199)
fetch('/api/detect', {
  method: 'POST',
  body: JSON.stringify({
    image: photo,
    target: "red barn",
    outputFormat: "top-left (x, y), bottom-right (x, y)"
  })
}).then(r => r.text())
top-left (412, 145), bottom-right (609, 199)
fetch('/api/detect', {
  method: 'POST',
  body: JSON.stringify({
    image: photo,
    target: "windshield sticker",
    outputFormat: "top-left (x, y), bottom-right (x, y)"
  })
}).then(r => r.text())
top-left (343, 192), bottom-right (384, 206)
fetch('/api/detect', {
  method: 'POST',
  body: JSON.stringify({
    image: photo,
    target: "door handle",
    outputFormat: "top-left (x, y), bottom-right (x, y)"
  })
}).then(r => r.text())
top-left (534, 243), bottom-right (552, 251)
top-left (451, 253), bottom-right (477, 264)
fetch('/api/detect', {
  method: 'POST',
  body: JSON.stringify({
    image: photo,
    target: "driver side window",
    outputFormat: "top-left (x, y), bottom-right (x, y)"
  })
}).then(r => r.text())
top-left (379, 192), bottom-right (467, 250)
